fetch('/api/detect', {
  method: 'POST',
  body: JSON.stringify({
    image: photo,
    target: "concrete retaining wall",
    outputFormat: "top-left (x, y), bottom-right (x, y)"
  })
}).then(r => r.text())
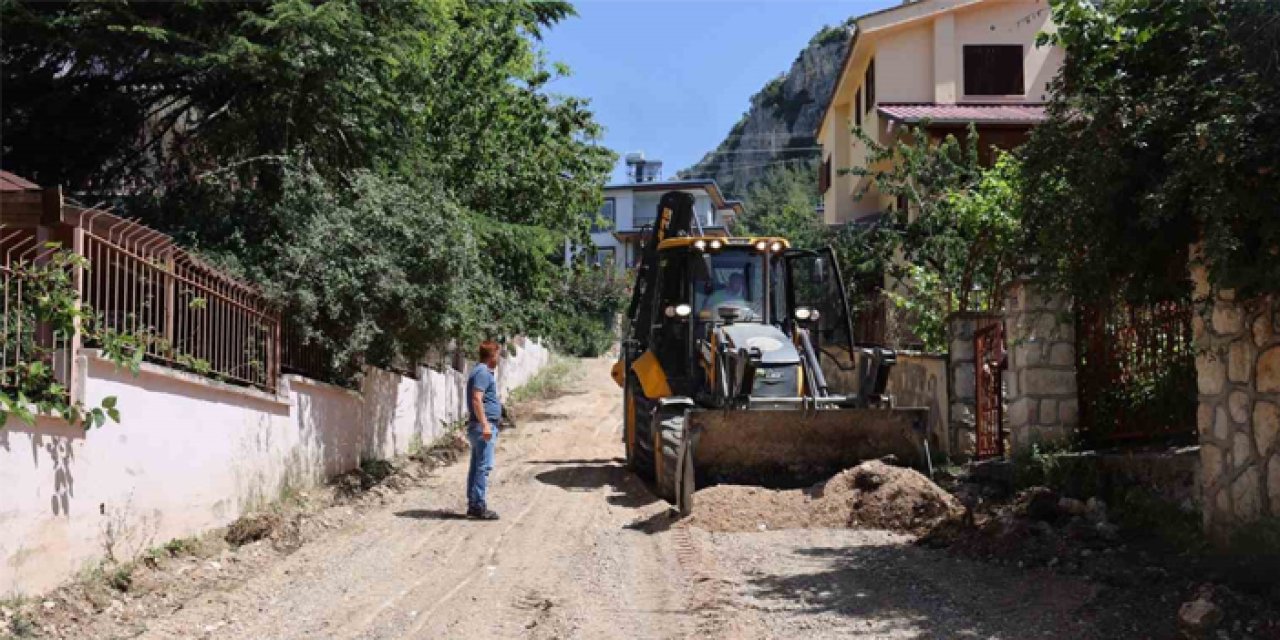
top-left (887, 352), bottom-right (949, 459)
top-left (0, 341), bottom-right (549, 595)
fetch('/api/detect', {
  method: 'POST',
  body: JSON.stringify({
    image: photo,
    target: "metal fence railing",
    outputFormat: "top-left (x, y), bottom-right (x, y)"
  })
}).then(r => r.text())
top-left (2, 189), bottom-right (282, 398)
top-left (1076, 298), bottom-right (1197, 445)
top-left (281, 320), bottom-right (348, 387)
top-left (75, 210), bottom-right (280, 392)
top-left (2, 225), bottom-right (77, 401)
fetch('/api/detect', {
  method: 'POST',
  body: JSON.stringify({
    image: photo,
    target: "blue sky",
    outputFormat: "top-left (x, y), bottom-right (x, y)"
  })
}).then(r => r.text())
top-left (540, 0), bottom-right (898, 183)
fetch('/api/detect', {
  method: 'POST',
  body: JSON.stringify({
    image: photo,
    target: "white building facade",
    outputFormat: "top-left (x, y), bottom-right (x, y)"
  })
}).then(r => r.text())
top-left (571, 179), bottom-right (744, 273)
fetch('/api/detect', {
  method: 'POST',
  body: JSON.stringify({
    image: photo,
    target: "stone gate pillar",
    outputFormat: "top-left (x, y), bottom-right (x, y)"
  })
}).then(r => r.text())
top-left (1192, 264), bottom-right (1280, 542)
top-left (946, 313), bottom-right (999, 460)
top-left (1003, 279), bottom-right (1079, 454)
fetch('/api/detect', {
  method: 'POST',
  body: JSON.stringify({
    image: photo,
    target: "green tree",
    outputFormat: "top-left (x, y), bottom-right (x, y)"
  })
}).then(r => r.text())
top-left (264, 167), bottom-right (486, 378)
top-left (2, 1), bottom-right (617, 375)
top-left (1021, 0), bottom-right (1280, 303)
top-left (734, 162), bottom-right (825, 249)
top-left (540, 265), bottom-right (630, 357)
top-left (836, 126), bottom-right (1025, 350)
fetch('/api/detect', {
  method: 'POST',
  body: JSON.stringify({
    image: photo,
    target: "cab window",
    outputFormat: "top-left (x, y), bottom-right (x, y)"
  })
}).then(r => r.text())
top-left (692, 252), bottom-right (765, 322)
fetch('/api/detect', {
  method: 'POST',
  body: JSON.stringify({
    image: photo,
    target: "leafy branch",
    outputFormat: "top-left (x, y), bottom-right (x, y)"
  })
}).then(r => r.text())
top-left (1, 245), bottom-right (144, 430)
top-left (831, 124), bottom-right (1025, 351)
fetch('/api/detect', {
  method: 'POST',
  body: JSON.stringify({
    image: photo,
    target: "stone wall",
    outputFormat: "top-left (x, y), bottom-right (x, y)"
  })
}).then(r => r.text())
top-left (1192, 267), bottom-right (1280, 541)
top-left (1004, 280), bottom-right (1079, 454)
top-left (946, 313), bottom-right (998, 459)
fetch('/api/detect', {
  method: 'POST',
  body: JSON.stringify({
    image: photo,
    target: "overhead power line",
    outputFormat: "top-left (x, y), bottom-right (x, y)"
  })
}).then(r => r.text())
top-left (697, 147), bottom-right (822, 156)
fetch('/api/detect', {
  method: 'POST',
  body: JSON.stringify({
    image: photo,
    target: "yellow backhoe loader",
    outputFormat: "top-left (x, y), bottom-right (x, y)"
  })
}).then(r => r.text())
top-left (613, 191), bottom-right (930, 515)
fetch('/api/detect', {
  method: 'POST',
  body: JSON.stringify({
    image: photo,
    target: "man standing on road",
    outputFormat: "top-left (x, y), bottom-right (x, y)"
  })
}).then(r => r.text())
top-left (466, 340), bottom-right (502, 520)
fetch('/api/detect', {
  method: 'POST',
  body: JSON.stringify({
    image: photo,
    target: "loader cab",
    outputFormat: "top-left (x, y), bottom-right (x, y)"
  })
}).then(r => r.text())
top-left (646, 238), bottom-right (783, 394)
top-left (640, 237), bottom-right (861, 398)
top-left (692, 250), bottom-right (766, 324)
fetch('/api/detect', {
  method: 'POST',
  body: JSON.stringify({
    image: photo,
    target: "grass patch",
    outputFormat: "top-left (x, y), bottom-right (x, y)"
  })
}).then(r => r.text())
top-left (162, 537), bottom-right (200, 557)
top-left (2, 596), bottom-right (35, 639)
top-left (71, 558), bottom-right (137, 599)
top-left (143, 535), bottom-right (213, 566)
top-left (508, 355), bottom-right (580, 405)
top-left (1010, 442), bottom-right (1100, 495)
top-left (407, 432), bottom-right (424, 457)
top-left (5, 613), bottom-right (36, 639)
top-left (105, 563), bottom-right (134, 593)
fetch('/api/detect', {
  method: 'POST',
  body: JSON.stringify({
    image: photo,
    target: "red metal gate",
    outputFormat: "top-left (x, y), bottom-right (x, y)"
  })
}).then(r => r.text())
top-left (974, 321), bottom-right (1006, 459)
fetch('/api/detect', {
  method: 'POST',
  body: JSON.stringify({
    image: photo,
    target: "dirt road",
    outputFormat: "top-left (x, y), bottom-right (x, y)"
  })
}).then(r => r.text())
top-left (128, 358), bottom-right (1108, 639)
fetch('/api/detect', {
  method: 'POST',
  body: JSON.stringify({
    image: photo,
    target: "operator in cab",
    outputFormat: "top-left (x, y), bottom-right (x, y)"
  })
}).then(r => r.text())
top-left (700, 271), bottom-right (760, 320)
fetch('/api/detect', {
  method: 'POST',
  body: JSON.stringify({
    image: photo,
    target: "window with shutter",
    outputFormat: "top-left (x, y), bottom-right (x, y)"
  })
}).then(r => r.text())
top-left (818, 156), bottom-right (831, 195)
top-left (963, 45), bottom-right (1024, 96)
top-left (864, 58), bottom-right (875, 112)
top-left (855, 88), bottom-right (862, 128)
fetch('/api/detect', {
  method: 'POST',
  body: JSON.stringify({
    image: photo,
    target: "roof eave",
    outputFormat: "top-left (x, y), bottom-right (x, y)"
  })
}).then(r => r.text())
top-left (816, 29), bottom-right (862, 140)
top-left (887, 117), bottom-right (1045, 127)
top-left (816, 0), bottom-right (989, 140)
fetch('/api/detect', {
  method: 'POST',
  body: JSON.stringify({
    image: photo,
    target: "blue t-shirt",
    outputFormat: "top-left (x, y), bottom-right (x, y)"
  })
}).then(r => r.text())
top-left (467, 363), bottom-right (502, 428)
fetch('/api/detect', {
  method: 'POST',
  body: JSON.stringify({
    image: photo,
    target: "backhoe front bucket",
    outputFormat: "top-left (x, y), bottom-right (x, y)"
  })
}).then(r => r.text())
top-left (684, 407), bottom-right (929, 488)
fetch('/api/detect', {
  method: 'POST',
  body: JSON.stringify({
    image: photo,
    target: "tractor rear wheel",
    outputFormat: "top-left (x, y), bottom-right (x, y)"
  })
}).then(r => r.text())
top-left (624, 381), bottom-right (639, 470)
top-left (654, 409), bottom-right (687, 507)
top-left (631, 391), bottom-right (656, 483)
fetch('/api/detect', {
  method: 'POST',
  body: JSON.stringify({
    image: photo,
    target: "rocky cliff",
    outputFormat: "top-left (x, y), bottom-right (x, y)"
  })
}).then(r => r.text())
top-left (678, 21), bottom-right (854, 199)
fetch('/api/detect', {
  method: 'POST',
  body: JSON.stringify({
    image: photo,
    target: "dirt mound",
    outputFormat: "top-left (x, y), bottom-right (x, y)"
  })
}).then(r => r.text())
top-left (688, 460), bottom-right (963, 536)
top-left (225, 513), bottom-right (282, 547)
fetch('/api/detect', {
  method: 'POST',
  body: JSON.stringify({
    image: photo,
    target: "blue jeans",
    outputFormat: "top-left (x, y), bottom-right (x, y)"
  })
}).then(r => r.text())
top-left (466, 426), bottom-right (498, 510)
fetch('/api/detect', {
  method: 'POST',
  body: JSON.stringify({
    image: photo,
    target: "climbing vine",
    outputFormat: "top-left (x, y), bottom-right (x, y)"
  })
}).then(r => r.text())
top-left (1, 245), bottom-right (141, 429)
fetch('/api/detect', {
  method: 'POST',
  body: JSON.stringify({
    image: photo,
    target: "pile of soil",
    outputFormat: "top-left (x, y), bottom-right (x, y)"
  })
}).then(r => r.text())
top-left (689, 460), bottom-right (963, 536)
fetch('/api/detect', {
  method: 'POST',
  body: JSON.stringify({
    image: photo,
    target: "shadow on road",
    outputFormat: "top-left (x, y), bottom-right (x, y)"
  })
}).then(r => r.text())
top-left (526, 458), bottom-right (624, 465)
top-left (623, 509), bottom-right (679, 534)
top-left (741, 544), bottom-right (1111, 639)
top-left (525, 412), bottom-right (571, 422)
top-left (394, 509), bottom-right (469, 521)
top-left (533, 461), bottom-right (659, 510)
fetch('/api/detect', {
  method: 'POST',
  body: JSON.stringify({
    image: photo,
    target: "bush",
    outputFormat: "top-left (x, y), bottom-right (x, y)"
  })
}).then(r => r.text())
top-left (1022, 0), bottom-right (1280, 302)
top-left (539, 266), bottom-right (629, 357)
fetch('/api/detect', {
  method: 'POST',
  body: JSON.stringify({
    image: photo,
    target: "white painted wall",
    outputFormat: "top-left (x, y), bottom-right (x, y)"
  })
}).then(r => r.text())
top-left (0, 340), bottom-right (549, 596)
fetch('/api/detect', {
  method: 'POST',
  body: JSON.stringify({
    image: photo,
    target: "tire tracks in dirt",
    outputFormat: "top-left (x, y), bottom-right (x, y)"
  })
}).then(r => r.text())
top-left (109, 359), bottom-right (707, 640)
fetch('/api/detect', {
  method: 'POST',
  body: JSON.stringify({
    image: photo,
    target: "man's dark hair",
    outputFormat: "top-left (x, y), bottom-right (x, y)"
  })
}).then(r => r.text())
top-left (478, 340), bottom-right (501, 362)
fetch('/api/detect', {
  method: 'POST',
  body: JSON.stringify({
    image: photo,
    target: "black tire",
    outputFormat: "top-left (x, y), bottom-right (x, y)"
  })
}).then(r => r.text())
top-left (654, 410), bottom-right (685, 504)
top-left (631, 392), bottom-right (656, 483)
top-left (623, 381), bottom-right (638, 470)
top-left (676, 439), bottom-right (695, 517)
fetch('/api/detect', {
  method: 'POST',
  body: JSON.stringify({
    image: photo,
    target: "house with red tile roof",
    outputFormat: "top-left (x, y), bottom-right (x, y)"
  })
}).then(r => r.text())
top-left (816, 0), bottom-right (1063, 225)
